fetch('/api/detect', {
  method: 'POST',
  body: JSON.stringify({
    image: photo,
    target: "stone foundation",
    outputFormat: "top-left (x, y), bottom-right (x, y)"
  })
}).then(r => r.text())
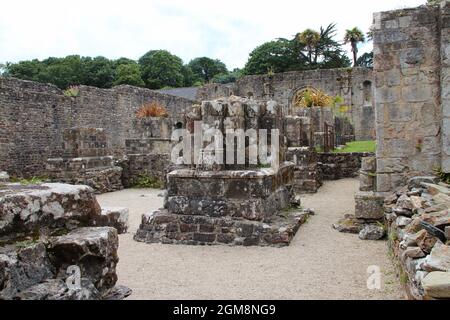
top-left (318, 152), bottom-right (374, 181)
top-left (135, 208), bottom-right (309, 247)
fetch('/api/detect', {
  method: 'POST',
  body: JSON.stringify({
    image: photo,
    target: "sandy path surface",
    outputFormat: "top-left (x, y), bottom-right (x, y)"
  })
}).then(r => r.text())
top-left (97, 178), bottom-right (403, 300)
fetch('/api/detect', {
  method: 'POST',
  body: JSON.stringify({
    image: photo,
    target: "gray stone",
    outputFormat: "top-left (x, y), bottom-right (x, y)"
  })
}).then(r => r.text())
top-left (358, 224), bottom-right (385, 240)
top-left (445, 226), bottom-right (450, 240)
top-left (48, 227), bottom-right (119, 294)
top-left (396, 216), bottom-right (412, 228)
top-left (15, 278), bottom-right (100, 300)
top-left (401, 247), bottom-right (426, 260)
top-left (96, 207), bottom-right (129, 234)
top-left (408, 176), bottom-right (439, 190)
top-left (422, 272), bottom-right (450, 299)
top-left (355, 192), bottom-right (385, 220)
top-left (0, 183), bottom-right (102, 238)
top-left (0, 243), bottom-right (54, 299)
top-left (423, 242), bottom-right (450, 272)
top-left (396, 194), bottom-right (414, 210)
top-left (0, 171), bottom-right (9, 182)
top-left (421, 183), bottom-right (450, 196)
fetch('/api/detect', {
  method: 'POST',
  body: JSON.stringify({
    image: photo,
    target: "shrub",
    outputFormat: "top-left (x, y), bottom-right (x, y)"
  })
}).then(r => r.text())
top-left (63, 85), bottom-right (80, 97)
top-left (434, 167), bottom-right (450, 184)
top-left (136, 102), bottom-right (168, 118)
top-left (133, 174), bottom-right (162, 189)
top-left (294, 87), bottom-right (333, 108)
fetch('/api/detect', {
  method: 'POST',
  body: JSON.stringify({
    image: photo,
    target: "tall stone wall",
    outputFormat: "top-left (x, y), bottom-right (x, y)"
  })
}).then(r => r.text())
top-left (196, 68), bottom-right (375, 141)
top-left (373, 3), bottom-right (449, 192)
top-left (0, 77), bottom-right (194, 177)
top-left (441, 1), bottom-right (450, 172)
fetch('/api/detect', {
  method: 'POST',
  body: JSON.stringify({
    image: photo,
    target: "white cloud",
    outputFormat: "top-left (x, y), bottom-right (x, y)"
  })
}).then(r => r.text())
top-left (0, 0), bottom-right (426, 69)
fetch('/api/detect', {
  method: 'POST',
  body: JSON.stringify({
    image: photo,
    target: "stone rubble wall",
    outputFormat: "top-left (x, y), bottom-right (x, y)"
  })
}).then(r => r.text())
top-left (373, 3), bottom-right (450, 191)
top-left (0, 77), bottom-right (194, 178)
top-left (197, 68), bottom-right (375, 141)
top-left (385, 177), bottom-right (450, 299)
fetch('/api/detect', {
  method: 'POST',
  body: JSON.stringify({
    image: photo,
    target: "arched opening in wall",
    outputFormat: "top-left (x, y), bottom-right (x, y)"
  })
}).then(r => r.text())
top-left (247, 92), bottom-right (254, 99)
top-left (291, 87), bottom-right (321, 108)
top-left (175, 122), bottom-right (183, 129)
top-left (362, 80), bottom-right (372, 106)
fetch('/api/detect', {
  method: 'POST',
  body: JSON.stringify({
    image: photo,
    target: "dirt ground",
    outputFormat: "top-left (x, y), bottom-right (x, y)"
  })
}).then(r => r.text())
top-left (97, 178), bottom-right (404, 300)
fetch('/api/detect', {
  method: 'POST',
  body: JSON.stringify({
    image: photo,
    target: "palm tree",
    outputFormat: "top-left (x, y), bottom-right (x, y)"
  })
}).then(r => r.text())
top-left (344, 27), bottom-right (366, 66)
top-left (297, 29), bottom-right (321, 65)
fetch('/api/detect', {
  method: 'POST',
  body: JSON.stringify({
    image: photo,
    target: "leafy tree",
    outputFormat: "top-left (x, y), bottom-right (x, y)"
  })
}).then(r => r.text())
top-left (188, 57), bottom-right (228, 83)
top-left (212, 68), bottom-right (243, 84)
top-left (294, 23), bottom-right (349, 69)
top-left (5, 59), bottom-right (44, 82)
top-left (356, 52), bottom-right (373, 69)
top-left (181, 65), bottom-right (196, 87)
top-left (138, 50), bottom-right (184, 89)
top-left (82, 56), bottom-right (115, 88)
top-left (113, 62), bottom-right (145, 87)
top-left (297, 29), bottom-right (321, 64)
top-left (243, 39), bottom-right (299, 75)
top-left (344, 27), bottom-right (366, 66)
top-left (38, 55), bottom-right (86, 88)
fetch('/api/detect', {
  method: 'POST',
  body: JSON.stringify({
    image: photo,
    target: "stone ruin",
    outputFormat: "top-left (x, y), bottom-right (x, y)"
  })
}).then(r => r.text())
top-left (0, 181), bottom-right (130, 300)
top-left (46, 128), bottom-right (123, 193)
top-left (134, 96), bottom-right (311, 246)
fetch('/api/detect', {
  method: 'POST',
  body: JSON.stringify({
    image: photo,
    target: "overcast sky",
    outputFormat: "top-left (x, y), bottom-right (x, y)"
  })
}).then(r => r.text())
top-left (0, 0), bottom-right (426, 69)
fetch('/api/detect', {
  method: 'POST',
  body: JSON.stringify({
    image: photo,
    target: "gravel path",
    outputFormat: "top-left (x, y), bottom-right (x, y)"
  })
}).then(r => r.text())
top-left (97, 178), bottom-right (403, 300)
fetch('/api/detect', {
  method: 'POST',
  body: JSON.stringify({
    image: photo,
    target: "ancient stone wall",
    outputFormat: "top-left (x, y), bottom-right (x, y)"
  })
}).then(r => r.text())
top-left (0, 77), bottom-right (194, 177)
top-left (373, 3), bottom-right (450, 191)
top-left (318, 152), bottom-right (374, 181)
top-left (196, 68), bottom-right (375, 141)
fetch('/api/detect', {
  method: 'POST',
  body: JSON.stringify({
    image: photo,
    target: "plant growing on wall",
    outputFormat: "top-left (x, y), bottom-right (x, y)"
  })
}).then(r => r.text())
top-left (434, 167), bottom-right (450, 184)
top-left (63, 85), bottom-right (79, 97)
top-left (136, 102), bottom-right (168, 118)
top-left (293, 87), bottom-right (334, 108)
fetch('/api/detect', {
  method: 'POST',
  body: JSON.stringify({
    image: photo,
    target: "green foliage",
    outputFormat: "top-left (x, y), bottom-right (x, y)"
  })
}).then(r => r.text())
top-left (133, 174), bottom-right (163, 189)
top-left (211, 68), bottom-right (243, 84)
top-left (10, 176), bottom-right (45, 185)
top-left (181, 65), bottom-right (196, 87)
top-left (344, 27), bottom-right (366, 66)
top-left (243, 23), bottom-right (350, 75)
top-left (293, 87), bottom-right (334, 107)
top-left (15, 239), bottom-right (38, 249)
top-left (434, 167), bottom-right (450, 184)
top-left (113, 63), bottom-right (145, 87)
top-left (333, 140), bottom-right (376, 153)
top-left (138, 50), bottom-right (184, 89)
top-left (188, 57), bottom-right (228, 83)
top-left (356, 52), bottom-right (373, 69)
top-left (243, 39), bottom-right (299, 75)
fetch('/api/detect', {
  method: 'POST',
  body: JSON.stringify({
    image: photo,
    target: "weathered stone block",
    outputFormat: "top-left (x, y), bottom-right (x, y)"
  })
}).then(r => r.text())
top-left (422, 272), bottom-right (450, 299)
top-left (48, 227), bottom-right (119, 293)
top-left (0, 183), bottom-right (101, 237)
top-left (355, 191), bottom-right (385, 220)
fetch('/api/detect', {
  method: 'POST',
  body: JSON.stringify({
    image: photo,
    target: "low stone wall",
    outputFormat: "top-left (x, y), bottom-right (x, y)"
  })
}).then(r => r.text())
top-left (319, 152), bottom-right (374, 180)
top-left (119, 153), bottom-right (170, 188)
top-left (385, 176), bottom-right (450, 300)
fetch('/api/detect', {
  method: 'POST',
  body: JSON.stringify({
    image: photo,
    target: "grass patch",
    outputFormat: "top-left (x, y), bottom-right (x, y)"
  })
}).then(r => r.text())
top-left (9, 176), bottom-right (46, 185)
top-left (334, 140), bottom-right (376, 153)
